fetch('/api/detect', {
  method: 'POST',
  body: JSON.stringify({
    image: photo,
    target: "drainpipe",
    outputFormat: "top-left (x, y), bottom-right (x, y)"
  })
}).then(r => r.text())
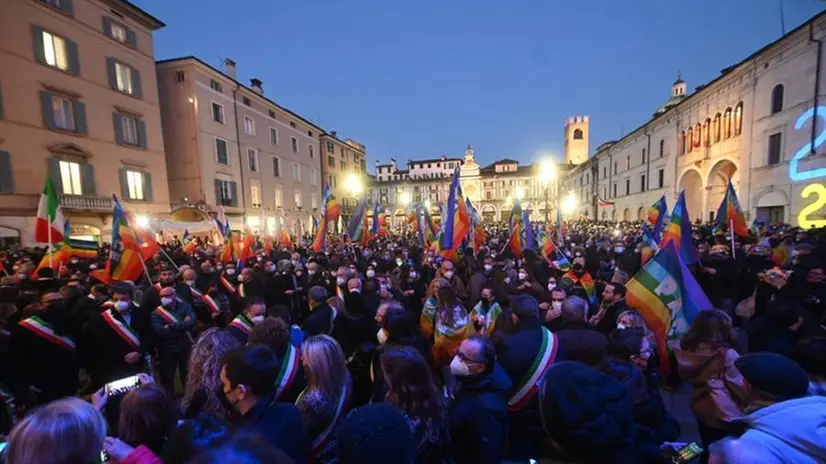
top-left (645, 128), bottom-right (652, 200)
top-left (232, 85), bottom-right (247, 220)
top-left (746, 62), bottom-right (758, 220)
top-left (809, 22), bottom-right (823, 156)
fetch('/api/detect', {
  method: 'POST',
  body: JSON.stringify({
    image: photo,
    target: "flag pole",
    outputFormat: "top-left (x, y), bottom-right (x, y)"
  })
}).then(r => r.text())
top-left (47, 215), bottom-right (53, 270)
top-left (730, 219), bottom-right (736, 259)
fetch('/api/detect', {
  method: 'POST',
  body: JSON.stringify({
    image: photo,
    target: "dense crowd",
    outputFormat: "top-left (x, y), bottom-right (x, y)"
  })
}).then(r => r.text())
top-left (0, 219), bottom-right (825, 463)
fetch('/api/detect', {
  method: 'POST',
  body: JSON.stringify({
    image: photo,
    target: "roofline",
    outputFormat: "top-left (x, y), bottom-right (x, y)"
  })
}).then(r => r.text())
top-left (319, 133), bottom-right (365, 154)
top-left (594, 10), bottom-right (826, 154)
top-left (107, 0), bottom-right (165, 29)
top-left (156, 56), bottom-right (325, 132)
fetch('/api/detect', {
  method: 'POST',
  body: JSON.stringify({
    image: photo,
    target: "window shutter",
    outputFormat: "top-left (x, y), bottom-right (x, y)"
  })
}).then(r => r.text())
top-left (60, 0), bottom-right (74, 15)
top-left (126, 29), bottom-right (137, 48)
top-left (39, 91), bottom-right (55, 130)
top-left (0, 80), bottom-right (4, 120)
top-left (102, 16), bottom-right (112, 36)
top-left (144, 173), bottom-right (153, 202)
top-left (73, 100), bottom-right (87, 135)
top-left (0, 151), bottom-right (13, 193)
top-left (31, 25), bottom-right (46, 64)
top-left (131, 68), bottom-right (142, 98)
top-left (106, 57), bottom-right (117, 90)
top-left (47, 158), bottom-right (63, 194)
top-left (215, 179), bottom-right (222, 205)
top-left (81, 163), bottom-right (96, 196)
top-left (119, 167), bottom-right (129, 200)
top-left (66, 39), bottom-right (80, 76)
top-left (112, 112), bottom-right (124, 145)
top-left (230, 182), bottom-right (238, 207)
top-left (137, 119), bottom-right (147, 148)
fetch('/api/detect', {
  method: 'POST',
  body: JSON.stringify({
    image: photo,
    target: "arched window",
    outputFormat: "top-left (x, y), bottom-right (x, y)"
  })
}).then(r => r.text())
top-left (679, 131), bottom-right (686, 154)
top-left (771, 84), bottom-right (784, 114)
top-left (703, 119), bottom-right (711, 146)
top-left (686, 128), bottom-right (693, 153)
top-left (724, 108), bottom-right (732, 139)
top-left (573, 128), bottom-right (584, 140)
top-left (713, 113), bottom-right (722, 142)
top-left (734, 102), bottom-right (743, 136)
top-left (659, 139), bottom-right (665, 157)
top-left (694, 123), bottom-right (702, 148)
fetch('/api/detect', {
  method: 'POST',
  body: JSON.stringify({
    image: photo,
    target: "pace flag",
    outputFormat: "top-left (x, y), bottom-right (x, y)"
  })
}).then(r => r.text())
top-left (648, 195), bottom-right (668, 239)
top-left (659, 191), bottom-right (700, 265)
top-left (715, 181), bottom-right (749, 238)
top-left (93, 196), bottom-right (145, 284)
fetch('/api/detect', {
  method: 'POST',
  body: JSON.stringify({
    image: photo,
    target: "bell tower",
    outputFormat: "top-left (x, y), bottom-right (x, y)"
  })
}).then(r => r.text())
top-left (564, 115), bottom-right (590, 165)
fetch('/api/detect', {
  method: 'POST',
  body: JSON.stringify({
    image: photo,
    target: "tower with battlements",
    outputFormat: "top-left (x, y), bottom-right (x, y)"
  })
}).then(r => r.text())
top-left (563, 115), bottom-right (590, 165)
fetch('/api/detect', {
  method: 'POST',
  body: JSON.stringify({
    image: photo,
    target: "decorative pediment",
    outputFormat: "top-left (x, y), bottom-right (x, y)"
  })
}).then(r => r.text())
top-left (47, 143), bottom-right (93, 159)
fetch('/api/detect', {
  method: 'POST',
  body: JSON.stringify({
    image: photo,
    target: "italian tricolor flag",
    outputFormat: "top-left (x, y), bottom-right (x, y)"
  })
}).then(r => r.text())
top-left (35, 178), bottom-right (65, 243)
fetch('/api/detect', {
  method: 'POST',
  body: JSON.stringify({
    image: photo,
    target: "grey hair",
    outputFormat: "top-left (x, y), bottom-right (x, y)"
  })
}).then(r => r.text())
top-left (309, 285), bottom-right (329, 303)
top-left (6, 397), bottom-right (106, 464)
top-left (561, 296), bottom-right (589, 322)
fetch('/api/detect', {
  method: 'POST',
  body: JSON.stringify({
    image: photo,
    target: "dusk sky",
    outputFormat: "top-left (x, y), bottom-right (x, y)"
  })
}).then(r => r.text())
top-left (141, 0), bottom-right (824, 170)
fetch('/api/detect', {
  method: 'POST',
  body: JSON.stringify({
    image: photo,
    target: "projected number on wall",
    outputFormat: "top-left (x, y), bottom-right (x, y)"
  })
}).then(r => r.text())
top-left (791, 106), bottom-right (826, 229)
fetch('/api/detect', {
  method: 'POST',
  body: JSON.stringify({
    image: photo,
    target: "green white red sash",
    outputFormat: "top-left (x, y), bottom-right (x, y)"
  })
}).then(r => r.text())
top-left (238, 283), bottom-right (246, 298)
top-left (19, 315), bottom-right (76, 351)
top-left (508, 327), bottom-right (558, 411)
top-left (274, 343), bottom-right (300, 401)
top-left (154, 306), bottom-right (180, 325)
top-left (335, 285), bottom-right (344, 300)
top-left (101, 300), bottom-right (115, 309)
top-left (191, 288), bottom-right (220, 315)
top-left (229, 314), bottom-right (253, 334)
top-left (220, 276), bottom-right (235, 293)
top-left (101, 309), bottom-right (141, 350)
top-left (299, 382), bottom-right (350, 457)
top-left (153, 283), bottom-right (163, 293)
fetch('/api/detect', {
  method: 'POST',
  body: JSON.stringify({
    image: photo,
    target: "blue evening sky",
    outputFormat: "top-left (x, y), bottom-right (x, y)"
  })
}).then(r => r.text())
top-left (141, 0), bottom-right (824, 171)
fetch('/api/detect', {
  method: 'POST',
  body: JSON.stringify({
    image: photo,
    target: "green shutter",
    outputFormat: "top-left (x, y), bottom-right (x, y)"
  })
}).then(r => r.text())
top-left (47, 158), bottom-right (63, 194)
top-left (66, 39), bottom-right (80, 76)
top-left (0, 151), bottom-right (13, 193)
top-left (0, 80), bottom-right (4, 120)
top-left (126, 29), bottom-right (137, 48)
top-left (39, 91), bottom-right (55, 129)
top-left (102, 16), bottom-right (112, 36)
top-left (31, 25), bottom-right (46, 64)
top-left (131, 68), bottom-right (142, 98)
top-left (230, 182), bottom-right (238, 207)
top-left (119, 167), bottom-right (129, 200)
top-left (73, 100), bottom-right (86, 135)
top-left (81, 163), bottom-right (96, 196)
top-left (143, 173), bottom-right (153, 202)
top-left (60, 0), bottom-right (74, 15)
top-left (137, 120), bottom-right (147, 148)
top-left (112, 112), bottom-right (124, 145)
top-left (215, 179), bottom-right (222, 205)
top-left (105, 57), bottom-right (117, 90)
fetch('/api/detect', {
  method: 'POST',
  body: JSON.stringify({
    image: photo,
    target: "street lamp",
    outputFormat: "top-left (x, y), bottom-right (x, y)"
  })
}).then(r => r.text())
top-left (538, 158), bottom-right (557, 225)
top-left (561, 192), bottom-right (577, 216)
top-left (345, 173), bottom-right (363, 196)
top-left (135, 215), bottom-right (150, 229)
top-left (424, 199), bottom-right (431, 209)
top-left (399, 191), bottom-right (411, 206)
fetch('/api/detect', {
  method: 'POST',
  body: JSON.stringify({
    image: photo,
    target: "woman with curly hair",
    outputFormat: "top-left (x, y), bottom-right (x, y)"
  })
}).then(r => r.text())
top-left (182, 328), bottom-right (241, 419)
top-left (380, 346), bottom-right (452, 463)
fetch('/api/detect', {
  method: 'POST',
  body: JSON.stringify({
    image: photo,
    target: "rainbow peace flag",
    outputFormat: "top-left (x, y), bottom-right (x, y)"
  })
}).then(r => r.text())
top-left (347, 199), bottom-right (368, 242)
top-left (433, 312), bottom-right (473, 367)
top-left (560, 269), bottom-right (596, 304)
top-left (92, 196), bottom-right (145, 284)
top-left (312, 216), bottom-right (327, 253)
top-left (505, 204), bottom-right (525, 258)
top-left (715, 182), bottom-right (749, 238)
top-left (648, 195), bottom-right (668, 239)
top-left (182, 229), bottom-right (198, 255)
top-left (626, 242), bottom-right (711, 373)
top-left (322, 184), bottom-right (340, 222)
top-left (659, 191), bottom-right (700, 265)
top-left (641, 225), bottom-right (658, 266)
top-left (124, 212), bottom-right (161, 261)
top-left (35, 243), bottom-right (67, 275)
top-left (66, 238), bottom-right (99, 260)
top-left (438, 169), bottom-right (470, 258)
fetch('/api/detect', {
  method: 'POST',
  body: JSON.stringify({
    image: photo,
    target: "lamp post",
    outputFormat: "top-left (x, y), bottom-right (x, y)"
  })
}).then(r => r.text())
top-left (561, 191), bottom-right (577, 217)
top-left (538, 159), bottom-right (557, 225)
top-left (344, 173), bottom-right (363, 224)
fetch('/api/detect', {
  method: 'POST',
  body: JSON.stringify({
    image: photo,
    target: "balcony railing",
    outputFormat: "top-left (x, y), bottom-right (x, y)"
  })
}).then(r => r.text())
top-left (60, 194), bottom-right (114, 212)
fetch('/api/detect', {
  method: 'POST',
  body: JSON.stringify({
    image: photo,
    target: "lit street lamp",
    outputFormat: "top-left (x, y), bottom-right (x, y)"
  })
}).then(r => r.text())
top-left (561, 192), bottom-right (577, 216)
top-left (399, 191), bottom-right (411, 206)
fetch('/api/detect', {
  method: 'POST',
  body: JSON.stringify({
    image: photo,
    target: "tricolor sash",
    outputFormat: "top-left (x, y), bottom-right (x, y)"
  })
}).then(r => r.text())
top-left (238, 283), bottom-right (246, 299)
top-left (220, 276), bottom-right (236, 293)
top-left (101, 310), bottom-right (141, 350)
top-left (274, 343), bottom-right (300, 401)
top-left (154, 306), bottom-right (181, 325)
top-left (299, 382), bottom-right (350, 458)
top-left (191, 288), bottom-right (221, 315)
top-left (229, 314), bottom-right (253, 334)
top-left (101, 300), bottom-right (116, 310)
top-left (335, 285), bottom-right (344, 300)
top-left (153, 283), bottom-right (163, 293)
top-left (508, 327), bottom-right (558, 411)
top-left (19, 316), bottom-right (76, 351)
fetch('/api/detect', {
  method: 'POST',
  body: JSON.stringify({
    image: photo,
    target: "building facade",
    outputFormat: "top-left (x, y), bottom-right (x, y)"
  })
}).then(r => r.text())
top-left (561, 11), bottom-right (826, 228)
top-left (156, 57), bottom-right (325, 234)
top-left (319, 132), bottom-right (366, 223)
top-left (0, 0), bottom-right (169, 246)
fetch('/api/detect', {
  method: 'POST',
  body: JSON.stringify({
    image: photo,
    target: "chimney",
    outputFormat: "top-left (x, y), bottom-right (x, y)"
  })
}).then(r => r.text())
top-left (330, 130), bottom-right (337, 138)
top-left (224, 58), bottom-right (236, 80)
top-left (250, 78), bottom-right (263, 94)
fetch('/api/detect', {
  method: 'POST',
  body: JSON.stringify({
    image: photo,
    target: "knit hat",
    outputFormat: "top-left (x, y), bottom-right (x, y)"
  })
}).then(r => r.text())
top-left (735, 353), bottom-right (809, 401)
top-left (338, 404), bottom-right (414, 464)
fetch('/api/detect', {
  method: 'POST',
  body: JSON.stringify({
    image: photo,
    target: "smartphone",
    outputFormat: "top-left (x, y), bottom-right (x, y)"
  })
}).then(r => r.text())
top-left (0, 441), bottom-right (7, 454)
top-left (104, 374), bottom-right (141, 396)
top-left (100, 449), bottom-right (109, 463)
top-left (672, 442), bottom-right (703, 464)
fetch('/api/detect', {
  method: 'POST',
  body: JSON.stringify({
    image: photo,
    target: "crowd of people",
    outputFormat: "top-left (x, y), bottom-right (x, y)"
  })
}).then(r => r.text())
top-left (0, 219), bottom-right (824, 463)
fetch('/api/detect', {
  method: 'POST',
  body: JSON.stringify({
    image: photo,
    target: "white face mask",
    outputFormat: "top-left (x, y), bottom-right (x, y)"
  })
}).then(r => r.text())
top-left (226, 268), bottom-right (236, 276)
top-left (409, 272), bottom-right (417, 279)
top-left (185, 280), bottom-right (196, 287)
top-left (547, 283), bottom-right (556, 291)
top-left (115, 300), bottom-right (131, 312)
top-left (160, 297), bottom-right (175, 306)
top-left (366, 270), bottom-right (376, 278)
top-left (377, 328), bottom-right (388, 345)
top-left (615, 247), bottom-right (625, 253)
top-left (504, 277), bottom-right (511, 284)
top-left (518, 272), bottom-right (528, 281)
top-left (307, 270), bottom-right (316, 276)
top-left (552, 301), bottom-right (563, 311)
top-left (350, 288), bottom-right (360, 294)
top-left (617, 322), bottom-right (628, 330)
top-left (449, 356), bottom-right (470, 376)
top-left (251, 315), bottom-right (265, 324)
top-left (484, 264), bottom-right (493, 272)
top-left (395, 259), bottom-right (403, 266)
top-left (444, 270), bottom-right (454, 279)
top-left (336, 277), bottom-right (347, 286)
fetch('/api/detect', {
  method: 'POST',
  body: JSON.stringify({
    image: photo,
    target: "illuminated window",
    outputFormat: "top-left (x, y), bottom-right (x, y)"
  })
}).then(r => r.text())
top-left (274, 188), bottom-right (282, 208)
top-left (59, 160), bottom-right (82, 195)
top-left (126, 170), bottom-right (144, 200)
top-left (724, 108), bottom-right (732, 139)
top-left (250, 181), bottom-right (261, 208)
top-left (703, 119), bottom-right (711, 146)
top-left (115, 62), bottom-right (134, 94)
top-left (109, 22), bottom-right (127, 42)
top-left (294, 190), bottom-right (302, 208)
top-left (713, 113), bottom-right (722, 142)
top-left (687, 128), bottom-right (693, 153)
top-left (734, 103), bottom-right (743, 136)
top-left (52, 96), bottom-right (75, 131)
top-left (694, 123), bottom-right (702, 148)
top-left (42, 31), bottom-right (69, 71)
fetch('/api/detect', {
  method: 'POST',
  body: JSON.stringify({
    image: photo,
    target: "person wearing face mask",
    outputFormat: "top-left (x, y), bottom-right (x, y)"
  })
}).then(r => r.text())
top-left (471, 287), bottom-right (502, 338)
top-left (334, 266), bottom-right (353, 300)
top-left (82, 284), bottom-right (150, 392)
top-left (514, 267), bottom-right (543, 299)
top-left (302, 286), bottom-right (335, 337)
top-left (219, 345), bottom-right (307, 463)
top-left (139, 266), bottom-right (178, 313)
top-left (151, 286), bottom-right (196, 394)
top-left (9, 292), bottom-right (80, 406)
top-left (435, 260), bottom-right (466, 302)
top-left (468, 256), bottom-right (501, 310)
top-left (448, 336), bottom-right (512, 464)
top-left (226, 298), bottom-right (267, 345)
top-left (541, 287), bottom-right (568, 331)
top-left (400, 266), bottom-right (426, 318)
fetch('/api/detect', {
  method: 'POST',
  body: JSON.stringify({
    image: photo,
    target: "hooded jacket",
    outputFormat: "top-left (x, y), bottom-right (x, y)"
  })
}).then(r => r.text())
top-left (724, 396), bottom-right (826, 463)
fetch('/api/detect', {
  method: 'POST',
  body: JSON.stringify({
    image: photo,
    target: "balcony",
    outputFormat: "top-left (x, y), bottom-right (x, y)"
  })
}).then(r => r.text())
top-left (60, 195), bottom-right (114, 212)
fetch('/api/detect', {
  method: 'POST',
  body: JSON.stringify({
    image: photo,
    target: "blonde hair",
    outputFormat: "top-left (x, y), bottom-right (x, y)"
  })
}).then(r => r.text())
top-left (6, 397), bottom-right (106, 464)
top-left (183, 328), bottom-right (241, 418)
top-left (427, 278), bottom-right (449, 298)
top-left (301, 335), bottom-right (350, 400)
top-left (618, 310), bottom-right (657, 350)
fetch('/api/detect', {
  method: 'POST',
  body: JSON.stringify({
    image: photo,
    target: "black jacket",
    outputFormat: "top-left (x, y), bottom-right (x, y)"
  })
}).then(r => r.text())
top-left (82, 306), bottom-right (151, 388)
top-left (236, 396), bottom-right (308, 464)
top-left (449, 363), bottom-right (513, 464)
top-left (595, 298), bottom-right (628, 337)
top-left (302, 303), bottom-right (334, 337)
top-left (150, 300), bottom-right (196, 353)
top-left (331, 311), bottom-right (375, 359)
